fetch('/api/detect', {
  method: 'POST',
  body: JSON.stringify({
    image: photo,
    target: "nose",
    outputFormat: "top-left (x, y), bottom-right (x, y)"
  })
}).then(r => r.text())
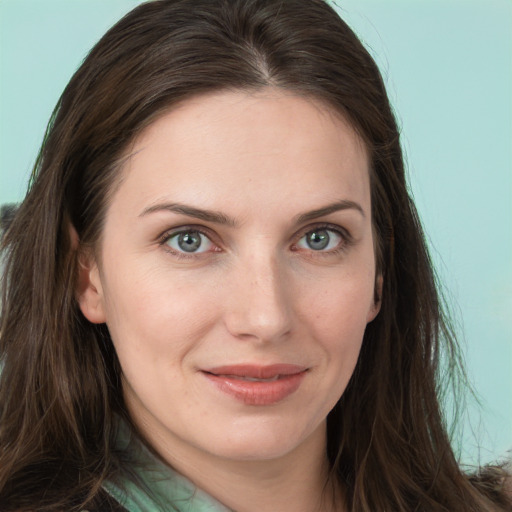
top-left (223, 253), bottom-right (293, 343)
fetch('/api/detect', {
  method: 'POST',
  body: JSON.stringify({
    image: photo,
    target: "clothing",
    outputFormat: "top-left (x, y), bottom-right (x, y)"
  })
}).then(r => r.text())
top-left (101, 421), bottom-right (231, 512)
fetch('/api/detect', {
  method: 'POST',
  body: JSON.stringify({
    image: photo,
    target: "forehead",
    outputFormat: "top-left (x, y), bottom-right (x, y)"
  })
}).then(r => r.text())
top-left (112, 89), bottom-right (370, 217)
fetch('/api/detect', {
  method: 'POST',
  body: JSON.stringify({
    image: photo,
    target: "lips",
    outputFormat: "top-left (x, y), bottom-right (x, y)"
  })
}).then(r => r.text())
top-left (202, 364), bottom-right (307, 406)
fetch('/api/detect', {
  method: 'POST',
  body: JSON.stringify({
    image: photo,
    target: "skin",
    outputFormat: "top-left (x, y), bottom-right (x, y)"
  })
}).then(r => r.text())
top-left (78, 89), bottom-right (381, 512)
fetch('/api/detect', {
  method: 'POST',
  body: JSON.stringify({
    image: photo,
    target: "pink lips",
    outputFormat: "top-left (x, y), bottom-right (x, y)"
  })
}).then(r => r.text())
top-left (202, 364), bottom-right (307, 405)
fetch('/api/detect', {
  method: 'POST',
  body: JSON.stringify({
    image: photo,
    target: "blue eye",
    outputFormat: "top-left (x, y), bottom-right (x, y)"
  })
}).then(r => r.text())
top-left (296, 228), bottom-right (342, 251)
top-left (165, 230), bottom-right (214, 253)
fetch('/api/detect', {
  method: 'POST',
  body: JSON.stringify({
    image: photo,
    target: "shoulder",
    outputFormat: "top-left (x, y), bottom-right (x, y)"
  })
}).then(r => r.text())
top-left (79, 489), bottom-right (128, 512)
top-left (467, 460), bottom-right (512, 510)
top-left (503, 472), bottom-right (512, 505)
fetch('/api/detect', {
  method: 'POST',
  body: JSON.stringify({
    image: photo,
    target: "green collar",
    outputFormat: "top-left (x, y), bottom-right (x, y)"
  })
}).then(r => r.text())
top-left (102, 420), bottom-right (231, 512)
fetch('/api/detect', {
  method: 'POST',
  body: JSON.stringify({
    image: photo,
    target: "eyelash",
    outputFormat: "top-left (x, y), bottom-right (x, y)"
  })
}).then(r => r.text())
top-left (291, 223), bottom-right (353, 257)
top-left (158, 223), bottom-right (353, 260)
top-left (158, 225), bottom-right (219, 260)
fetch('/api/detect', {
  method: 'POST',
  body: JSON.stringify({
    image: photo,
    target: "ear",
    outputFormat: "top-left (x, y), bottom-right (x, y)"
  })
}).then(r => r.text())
top-left (366, 274), bottom-right (383, 323)
top-left (76, 244), bottom-right (107, 325)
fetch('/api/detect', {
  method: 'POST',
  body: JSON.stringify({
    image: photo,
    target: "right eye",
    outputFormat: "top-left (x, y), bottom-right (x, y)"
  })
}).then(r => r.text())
top-left (164, 229), bottom-right (215, 254)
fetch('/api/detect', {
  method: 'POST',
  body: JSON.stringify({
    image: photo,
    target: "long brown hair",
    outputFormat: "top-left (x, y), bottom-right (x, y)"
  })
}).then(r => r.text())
top-left (0, 0), bottom-right (509, 510)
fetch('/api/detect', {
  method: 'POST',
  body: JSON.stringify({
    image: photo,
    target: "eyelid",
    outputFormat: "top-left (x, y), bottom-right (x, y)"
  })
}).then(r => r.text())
top-left (158, 225), bottom-right (222, 257)
top-left (291, 222), bottom-right (353, 253)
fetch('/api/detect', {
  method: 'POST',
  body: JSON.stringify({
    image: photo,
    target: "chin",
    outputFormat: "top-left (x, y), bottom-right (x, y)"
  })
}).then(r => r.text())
top-left (200, 417), bottom-right (324, 462)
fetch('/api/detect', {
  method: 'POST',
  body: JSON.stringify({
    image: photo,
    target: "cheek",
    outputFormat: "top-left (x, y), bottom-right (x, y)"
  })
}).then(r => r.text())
top-left (306, 270), bottom-right (375, 332)
top-left (303, 274), bottom-right (374, 376)
top-left (102, 266), bottom-right (222, 365)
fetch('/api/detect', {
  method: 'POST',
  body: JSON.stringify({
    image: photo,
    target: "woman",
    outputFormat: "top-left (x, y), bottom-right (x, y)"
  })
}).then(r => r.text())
top-left (0, 0), bottom-right (510, 510)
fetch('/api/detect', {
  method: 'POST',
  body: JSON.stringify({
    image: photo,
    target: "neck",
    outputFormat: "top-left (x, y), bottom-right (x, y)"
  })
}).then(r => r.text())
top-left (144, 421), bottom-right (344, 512)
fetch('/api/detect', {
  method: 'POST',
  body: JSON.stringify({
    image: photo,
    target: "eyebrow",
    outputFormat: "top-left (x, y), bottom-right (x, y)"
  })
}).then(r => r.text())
top-left (296, 200), bottom-right (365, 223)
top-left (140, 202), bottom-right (238, 227)
top-left (139, 199), bottom-right (365, 227)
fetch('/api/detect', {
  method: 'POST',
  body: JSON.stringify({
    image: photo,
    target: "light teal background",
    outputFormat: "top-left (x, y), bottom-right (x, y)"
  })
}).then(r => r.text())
top-left (1, 0), bottom-right (510, 466)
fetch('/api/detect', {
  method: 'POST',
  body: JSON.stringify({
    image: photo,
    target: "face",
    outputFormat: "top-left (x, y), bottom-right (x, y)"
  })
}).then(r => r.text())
top-left (79, 89), bottom-right (380, 468)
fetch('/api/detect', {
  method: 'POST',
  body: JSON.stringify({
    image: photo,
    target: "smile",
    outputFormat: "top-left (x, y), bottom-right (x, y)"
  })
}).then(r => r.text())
top-left (225, 375), bottom-right (281, 382)
top-left (202, 364), bottom-right (308, 406)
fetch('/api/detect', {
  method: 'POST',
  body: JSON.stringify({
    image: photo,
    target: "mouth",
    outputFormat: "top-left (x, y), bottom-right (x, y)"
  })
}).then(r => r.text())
top-left (201, 364), bottom-right (308, 406)
top-left (221, 375), bottom-right (281, 382)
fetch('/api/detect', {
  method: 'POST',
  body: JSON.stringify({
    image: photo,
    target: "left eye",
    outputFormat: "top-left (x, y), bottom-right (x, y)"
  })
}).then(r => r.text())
top-left (165, 230), bottom-right (214, 253)
top-left (296, 228), bottom-right (342, 251)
